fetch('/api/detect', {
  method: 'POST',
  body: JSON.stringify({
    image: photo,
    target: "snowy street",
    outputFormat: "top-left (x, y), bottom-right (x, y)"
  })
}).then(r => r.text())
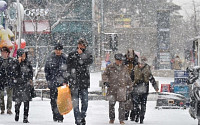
top-left (0, 72), bottom-right (198, 125)
top-left (0, 98), bottom-right (197, 125)
top-left (1, 0), bottom-right (200, 124)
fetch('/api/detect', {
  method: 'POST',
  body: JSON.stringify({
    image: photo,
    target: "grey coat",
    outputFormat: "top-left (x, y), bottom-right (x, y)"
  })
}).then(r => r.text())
top-left (102, 63), bottom-right (133, 102)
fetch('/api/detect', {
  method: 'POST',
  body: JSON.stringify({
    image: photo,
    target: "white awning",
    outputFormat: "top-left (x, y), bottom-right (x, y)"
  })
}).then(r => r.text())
top-left (23, 20), bottom-right (50, 34)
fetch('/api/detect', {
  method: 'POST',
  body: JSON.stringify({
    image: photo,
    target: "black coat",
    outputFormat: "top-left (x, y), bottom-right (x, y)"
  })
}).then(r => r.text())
top-left (44, 52), bottom-right (68, 89)
top-left (0, 57), bottom-right (17, 90)
top-left (13, 60), bottom-right (33, 102)
top-left (67, 49), bottom-right (93, 89)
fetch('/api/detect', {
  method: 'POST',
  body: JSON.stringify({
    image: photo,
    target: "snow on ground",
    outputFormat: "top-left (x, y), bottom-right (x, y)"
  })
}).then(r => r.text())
top-left (0, 72), bottom-right (196, 125)
top-left (89, 72), bottom-right (102, 92)
top-left (0, 98), bottom-right (197, 125)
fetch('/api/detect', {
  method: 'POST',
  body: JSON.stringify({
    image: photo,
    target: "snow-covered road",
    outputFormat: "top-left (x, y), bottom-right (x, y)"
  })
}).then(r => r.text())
top-left (0, 72), bottom-right (197, 125)
top-left (0, 98), bottom-right (197, 125)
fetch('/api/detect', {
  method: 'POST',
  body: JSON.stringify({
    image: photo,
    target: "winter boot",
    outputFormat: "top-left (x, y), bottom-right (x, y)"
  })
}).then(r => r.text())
top-left (109, 119), bottom-right (114, 124)
top-left (120, 121), bottom-right (125, 124)
top-left (7, 109), bottom-right (12, 114)
top-left (140, 116), bottom-right (144, 124)
top-left (15, 112), bottom-right (19, 121)
top-left (1, 110), bottom-right (4, 114)
top-left (23, 116), bottom-right (29, 123)
top-left (57, 120), bottom-right (63, 123)
top-left (53, 115), bottom-right (57, 122)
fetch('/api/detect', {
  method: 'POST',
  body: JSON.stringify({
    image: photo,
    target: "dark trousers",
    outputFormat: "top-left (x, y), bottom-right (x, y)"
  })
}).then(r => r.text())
top-left (15, 101), bottom-right (29, 117)
top-left (71, 87), bottom-right (88, 124)
top-left (50, 88), bottom-right (63, 121)
top-left (125, 110), bottom-right (135, 120)
top-left (132, 93), bottom-right (148, 120)
top-left (125, 110), bottom-right (129, 119)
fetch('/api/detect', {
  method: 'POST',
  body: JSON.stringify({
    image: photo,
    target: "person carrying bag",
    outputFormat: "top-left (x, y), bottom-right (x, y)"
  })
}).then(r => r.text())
top-left (57, 84), bottom-right (73, 115)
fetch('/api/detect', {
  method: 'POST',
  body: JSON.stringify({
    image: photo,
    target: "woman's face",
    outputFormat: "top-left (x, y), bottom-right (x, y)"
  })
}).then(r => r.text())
top-left (21, 53), bottom-right (26, 61)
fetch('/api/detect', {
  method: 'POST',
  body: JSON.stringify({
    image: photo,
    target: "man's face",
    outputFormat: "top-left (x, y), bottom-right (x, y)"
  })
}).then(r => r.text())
top-left (115, 59), bottom-right (123, 65)
top-left (139, 63), bottom-right (145, 68)
top-left (77, 43), bottom-right (86, 54)
top-left (1, 51), bottom-right (9, 59)
top-left (55, 49), bottom-right (62, 56)
top-left (78, 43), bottom-right (86, 50)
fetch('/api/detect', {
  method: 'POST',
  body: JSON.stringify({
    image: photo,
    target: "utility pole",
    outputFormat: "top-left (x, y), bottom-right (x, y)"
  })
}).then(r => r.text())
top-left (192, 0), bottom-right (198, 36)
top-left (16, 0), bottom-right (21, 48)
top-left (101, 0), bottom-right (104, 59)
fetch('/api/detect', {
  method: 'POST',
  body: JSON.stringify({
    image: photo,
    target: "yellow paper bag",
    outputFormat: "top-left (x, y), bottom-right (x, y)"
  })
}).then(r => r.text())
top-left (57, 85), bottom-right (73, 115)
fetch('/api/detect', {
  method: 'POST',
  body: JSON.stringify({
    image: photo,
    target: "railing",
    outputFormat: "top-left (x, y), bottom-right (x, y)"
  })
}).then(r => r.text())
top-left (35, 89), bottom-right (50, 100)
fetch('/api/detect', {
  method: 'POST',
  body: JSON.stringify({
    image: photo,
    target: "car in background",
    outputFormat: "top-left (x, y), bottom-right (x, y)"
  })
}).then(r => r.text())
top-left (155, 92), bottom-right (187, 109)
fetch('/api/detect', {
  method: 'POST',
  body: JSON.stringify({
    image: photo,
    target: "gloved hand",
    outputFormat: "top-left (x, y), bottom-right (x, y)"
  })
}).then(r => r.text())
top-left (103, 82), bottom-right (110, 87)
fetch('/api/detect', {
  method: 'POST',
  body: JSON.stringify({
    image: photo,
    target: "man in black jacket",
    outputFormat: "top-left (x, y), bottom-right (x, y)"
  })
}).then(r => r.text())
top-left (44, 43), bottom-right (68, 123)
top-left (67, 38), bottom-right (93, 125)
top-left (0, 46), bottom-right (17, 115)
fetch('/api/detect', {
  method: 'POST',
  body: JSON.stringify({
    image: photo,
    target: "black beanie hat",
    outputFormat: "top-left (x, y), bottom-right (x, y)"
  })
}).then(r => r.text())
top-left (54, 43), bottom-right (63, 50)
top-left (17, 49), bottom-right (25, 57)
top-left (114, 53), bottom-right (123, 61)
top-left (1, 46), bottom-right (10, 53)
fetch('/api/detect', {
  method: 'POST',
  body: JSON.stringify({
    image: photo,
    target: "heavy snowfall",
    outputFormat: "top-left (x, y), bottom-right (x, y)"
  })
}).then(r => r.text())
top-left (1, 0), bottom-right (200, 125)
top-left (0, 72), bottom-right (197, 125)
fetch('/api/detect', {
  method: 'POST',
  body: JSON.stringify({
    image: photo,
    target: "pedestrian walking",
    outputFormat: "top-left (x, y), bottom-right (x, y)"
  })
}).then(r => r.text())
top-left (132, 56), bottom-right (159, 124)
top-left (13, 49), bottom-right (33, 123)
top-left (67, 38), bottom-right (93, 125)
top-left (124, 49), bottom-right (138, 121)
top-left (44, 43), bottom-right (68, 123)
top-left (0, 46), bottom-right (17, 115)
top-left (174, 55), bottom-right (182, 70)
top-left (102, 53), bottom-right (133, 125)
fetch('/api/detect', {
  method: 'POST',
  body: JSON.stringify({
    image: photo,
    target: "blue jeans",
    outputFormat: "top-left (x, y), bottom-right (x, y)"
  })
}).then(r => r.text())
top-left (71, 88), bottom-right (88, 124)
